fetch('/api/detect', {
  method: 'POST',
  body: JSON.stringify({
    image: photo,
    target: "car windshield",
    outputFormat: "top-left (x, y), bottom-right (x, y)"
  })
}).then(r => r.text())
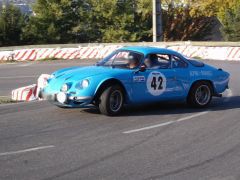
top-left (97, 50), bottom-right (143, 69)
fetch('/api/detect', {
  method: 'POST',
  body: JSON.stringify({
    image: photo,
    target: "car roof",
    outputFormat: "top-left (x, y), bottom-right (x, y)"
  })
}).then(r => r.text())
top-left (119, 46), bottom-right (183, 57)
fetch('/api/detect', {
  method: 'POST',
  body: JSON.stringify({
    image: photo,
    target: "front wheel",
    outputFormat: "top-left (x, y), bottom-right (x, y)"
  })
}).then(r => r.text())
top-left (187, 81), bottom-right (213, 107)
top-left (99, 85), bottom-right (124, 116)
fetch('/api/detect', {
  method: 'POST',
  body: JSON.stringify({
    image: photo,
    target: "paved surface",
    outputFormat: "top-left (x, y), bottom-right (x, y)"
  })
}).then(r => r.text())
top-left (0, 60), bottom-right (97, 96)
top-left (0, 60), bottom-right (240, 180)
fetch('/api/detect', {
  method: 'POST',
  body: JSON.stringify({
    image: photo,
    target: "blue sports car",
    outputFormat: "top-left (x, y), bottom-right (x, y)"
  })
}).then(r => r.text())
top-left (42, 46), bottom-right (230, 116)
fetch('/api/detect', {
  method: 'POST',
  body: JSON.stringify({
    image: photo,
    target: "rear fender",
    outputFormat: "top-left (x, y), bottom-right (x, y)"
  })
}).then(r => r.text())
top-left (188, 79), bottom-right (215, 95)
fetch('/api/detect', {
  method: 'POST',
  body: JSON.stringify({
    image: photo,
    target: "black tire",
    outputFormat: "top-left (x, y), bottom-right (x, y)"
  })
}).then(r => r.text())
top-left (187, 81), bottom-right (213, 108)
top-left (99, 85), bottom-right (124, 116)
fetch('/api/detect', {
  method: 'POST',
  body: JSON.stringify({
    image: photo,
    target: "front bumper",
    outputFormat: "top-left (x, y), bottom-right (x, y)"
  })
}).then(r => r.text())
top-left (42, 91), bottom-right (93, 108)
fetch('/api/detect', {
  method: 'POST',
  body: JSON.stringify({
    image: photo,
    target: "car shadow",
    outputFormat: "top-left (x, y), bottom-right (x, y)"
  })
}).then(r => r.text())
top-left (82, 96), bottom-right (240, 116)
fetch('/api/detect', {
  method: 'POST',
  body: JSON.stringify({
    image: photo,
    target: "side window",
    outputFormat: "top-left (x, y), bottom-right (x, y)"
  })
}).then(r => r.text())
top-left (171, 55), bottom-right (188, 68)
top-left (144, 54), bottom-right (171, 69)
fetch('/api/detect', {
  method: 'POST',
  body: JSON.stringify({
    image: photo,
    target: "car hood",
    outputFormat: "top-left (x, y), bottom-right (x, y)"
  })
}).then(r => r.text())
top-left (46, 66), bottom-right (130, 92)
top-left (51, 65), bottom-right (130, 83)
top-left (53, 66), bottom-right (113, 81)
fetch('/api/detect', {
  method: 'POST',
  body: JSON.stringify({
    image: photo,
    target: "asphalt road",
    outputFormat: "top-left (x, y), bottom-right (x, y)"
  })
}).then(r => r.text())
top-left (0, 60), bottom-right (240, 180)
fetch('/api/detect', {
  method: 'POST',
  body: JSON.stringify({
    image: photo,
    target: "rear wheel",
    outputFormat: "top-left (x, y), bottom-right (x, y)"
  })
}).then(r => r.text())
top-left (187, 81), bottom-right (213, 107)
top-left (99, 85), bottom-right (124, 116)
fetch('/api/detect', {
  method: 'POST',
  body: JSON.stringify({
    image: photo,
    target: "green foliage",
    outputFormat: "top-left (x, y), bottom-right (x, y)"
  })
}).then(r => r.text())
top-left (87, 0), bottom-right (152, 42)
top-left (161, 1), bottom-right (216, 41)
top-left (218, 0), bottom-right (240, 41)
top-left (23, 0), bottom-right (152, 43)
top-left (183, 0), bottom-right (240, 41)
top-left (1, 0), bottom-right (240, 46)
top-left (23, 0), bottom-right (217, 43)
top-left (22, 0), bottom-right (86, 44)
top-left (0, 4), bottom-right (25, 46)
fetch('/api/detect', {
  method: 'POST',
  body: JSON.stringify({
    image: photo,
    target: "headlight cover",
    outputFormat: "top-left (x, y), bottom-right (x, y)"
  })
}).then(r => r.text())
top-left (81, 79), bottom-right (89, 89)
top-left (75, 79), bottom-right (90, 90)
top-left (56, 92), bottom-right (67, 104)
top-left (61, 83), bottom-right (69, 92)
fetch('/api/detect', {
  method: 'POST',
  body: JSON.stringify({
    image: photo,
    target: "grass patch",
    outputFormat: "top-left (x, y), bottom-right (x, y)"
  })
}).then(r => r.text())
top-left (0, 60), bottom-right (17, 64)
top-left (0, 96), bottom-right (18, 104)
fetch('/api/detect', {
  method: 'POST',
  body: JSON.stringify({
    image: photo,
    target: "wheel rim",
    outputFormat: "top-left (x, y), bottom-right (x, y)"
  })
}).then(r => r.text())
top-left (195, 85), bottom-right (211, 106)
top-left (109, 90), bottom-right (123, 112)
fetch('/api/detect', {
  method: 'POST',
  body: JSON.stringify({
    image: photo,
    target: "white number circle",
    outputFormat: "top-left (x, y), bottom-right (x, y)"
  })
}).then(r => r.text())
top-left (147, 71), bottom-right (166, 96)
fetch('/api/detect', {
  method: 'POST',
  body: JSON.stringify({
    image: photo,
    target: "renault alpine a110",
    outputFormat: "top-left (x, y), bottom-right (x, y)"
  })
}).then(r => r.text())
top-left (42, 46), bottom-right (230, 116)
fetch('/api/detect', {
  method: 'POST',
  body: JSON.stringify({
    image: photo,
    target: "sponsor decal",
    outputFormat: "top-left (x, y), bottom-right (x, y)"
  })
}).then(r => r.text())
top-left (190, 70), bottom-right (212, 77)
top-left (133, 76), bottom-right (145, 82)
top-left (147, 71), bottom-right (166, 96)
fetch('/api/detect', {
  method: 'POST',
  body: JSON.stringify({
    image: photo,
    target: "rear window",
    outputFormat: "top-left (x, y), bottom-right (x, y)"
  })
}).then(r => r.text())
top-left (188, 59), bottom-right (204, 67)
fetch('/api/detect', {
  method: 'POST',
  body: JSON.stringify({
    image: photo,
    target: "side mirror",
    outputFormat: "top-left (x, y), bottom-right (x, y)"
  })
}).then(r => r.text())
top-left (139, 65), bottom-right (146, 72)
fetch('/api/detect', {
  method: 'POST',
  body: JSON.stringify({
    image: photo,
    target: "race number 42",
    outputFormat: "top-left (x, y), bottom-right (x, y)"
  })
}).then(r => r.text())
top-left (147, 71), bottom-right (166, 96)
top-left (151, 76), bottom-right (163, 90)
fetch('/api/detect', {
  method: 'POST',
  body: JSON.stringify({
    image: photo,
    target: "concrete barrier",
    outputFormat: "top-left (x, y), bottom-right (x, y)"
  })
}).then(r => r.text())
top-left (1, 43), bottom-right (240, 61)
top-left (168, 46), bottom-right (240, 61)
top-left (11, 74), bottom-right (50, 101)
top-left (12, 84), bottom-right (38, 101)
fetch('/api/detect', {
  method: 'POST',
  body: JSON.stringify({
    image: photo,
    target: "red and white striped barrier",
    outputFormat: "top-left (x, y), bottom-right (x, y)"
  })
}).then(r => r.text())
top-left (11, 74), bottom-right (50, 101)
top-left (168, 46), bottom-right (240, 61)
top-left (12, 84), bottom-right (38, 101)
top-left (0, 51), bottom-right (14, 61)
top-left (1, 45), bottom-right (240, 62)
top-left (2, 45), bottom-right (122, 62)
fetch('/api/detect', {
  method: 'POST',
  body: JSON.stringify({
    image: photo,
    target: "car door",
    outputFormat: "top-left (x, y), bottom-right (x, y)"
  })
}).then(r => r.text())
top-left (130, 53), bottom-right (185, 103)
top-left (171, 55), bottom-right (190, 97)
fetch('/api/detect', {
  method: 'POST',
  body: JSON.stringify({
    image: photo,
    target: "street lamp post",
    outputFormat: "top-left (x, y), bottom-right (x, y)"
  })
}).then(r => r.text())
top-left (152, 0), bottom-right (163, 42)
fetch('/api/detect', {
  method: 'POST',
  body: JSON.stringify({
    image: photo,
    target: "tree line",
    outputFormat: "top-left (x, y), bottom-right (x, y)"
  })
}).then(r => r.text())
top-left (0, 0), bottom-right (239, 46)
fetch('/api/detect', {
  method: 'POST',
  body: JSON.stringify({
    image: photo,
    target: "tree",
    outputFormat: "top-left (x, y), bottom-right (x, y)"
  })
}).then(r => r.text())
top-left (23, 0), bottom-right (153, 43)
top-left (161, 0), bottom-right (240, 41)
top-left (85, 0), bottom-right (152, 42)
top-left (22, 0), bottom-right (86, 44)
top-left (218, 0), bottom-right (240, 41)
top-left (0, 4), bottom-right (25, 46)
top-left (87, 0), bottom-right (220, 42)
top-left (4, 0), bottom-right (237, 45)
top-left (160, 0), bottom-right (219, 41)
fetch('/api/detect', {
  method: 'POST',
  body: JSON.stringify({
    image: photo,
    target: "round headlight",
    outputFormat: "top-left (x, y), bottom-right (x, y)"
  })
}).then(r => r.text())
top-left (56, 92), bottom-right (67, 104)
top-left (61, 84), bottom-right (69, 92)
top-left (81, 79), bottom-right (89, 89)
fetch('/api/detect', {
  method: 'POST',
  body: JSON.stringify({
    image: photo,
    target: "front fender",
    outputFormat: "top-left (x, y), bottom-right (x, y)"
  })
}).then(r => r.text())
top-left (93, 77), bottom-right (131, 103)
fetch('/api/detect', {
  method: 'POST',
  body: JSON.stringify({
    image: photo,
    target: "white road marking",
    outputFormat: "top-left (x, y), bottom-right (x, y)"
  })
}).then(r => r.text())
top-left (0, 145), bottom-right (55, 156)
top-left (123, 111), bottom-right (209, 134)
top-left (123, 121), bottom-right (175, 134)
top-left (176, 111), bottom-right (209, 122)
top-left (0, 75), bottom-right (36, 79)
